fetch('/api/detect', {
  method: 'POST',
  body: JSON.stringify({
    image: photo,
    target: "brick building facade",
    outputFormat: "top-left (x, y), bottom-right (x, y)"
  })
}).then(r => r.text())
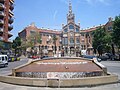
top-left (19, 1), bottom-right (113, 56)
top-left (0, 0), bottom-right (14, 48)
top-left (19, 23), bottom-right (62, 56)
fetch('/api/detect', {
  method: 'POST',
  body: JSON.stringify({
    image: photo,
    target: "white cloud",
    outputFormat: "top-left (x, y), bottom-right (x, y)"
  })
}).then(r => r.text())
top-left (53, 10), bottom-right (58, 21)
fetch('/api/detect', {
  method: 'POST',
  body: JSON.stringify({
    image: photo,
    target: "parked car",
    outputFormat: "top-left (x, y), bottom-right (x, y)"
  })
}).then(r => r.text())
top-left (82, 55), bottom-right (101, 62)
top-left (98, 55), bottom-right (109, 61)
top-left (32, 55), bottom-right (40, 59)
top-left (0, 55), bottom-right (8, 67)
top-left (8, 55), bottom-right (20, 62)
top-left (41, 56), bottom-right (49, 59)
top-left (103, 53), bottom-right (119, 60)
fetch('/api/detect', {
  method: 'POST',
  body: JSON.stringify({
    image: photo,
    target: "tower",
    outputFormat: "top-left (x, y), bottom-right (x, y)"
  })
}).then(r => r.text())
top-left (67, 1), bottom-right (75, 24)
top-left (62, 1), bottom-right (80, 56)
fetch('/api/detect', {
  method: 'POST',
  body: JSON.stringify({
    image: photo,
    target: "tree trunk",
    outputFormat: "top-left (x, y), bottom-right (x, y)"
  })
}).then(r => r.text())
top-left (111, 43), bottom-right (115, 55)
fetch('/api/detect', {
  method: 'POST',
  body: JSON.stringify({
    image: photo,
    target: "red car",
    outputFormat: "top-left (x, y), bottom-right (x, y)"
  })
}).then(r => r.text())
top-left (32, 56), bottom-right (39, 59)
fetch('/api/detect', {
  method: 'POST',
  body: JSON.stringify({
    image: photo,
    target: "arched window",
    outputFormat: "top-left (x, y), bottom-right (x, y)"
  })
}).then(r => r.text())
top-left (64, 29), bottom-right (68, 32)
top-left (69, 25), bottom-right (74, 29)
top-left (76, 38), bottom-right (80, 44)
top-left (76, 28), bottom-right (79, 32)
top-left (70, 38), bottom-right (74, 43)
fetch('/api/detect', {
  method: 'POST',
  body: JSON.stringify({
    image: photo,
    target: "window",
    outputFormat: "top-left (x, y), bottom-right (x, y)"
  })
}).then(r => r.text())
top-left (30, 30), bottom-right (36, 35)
top-left (62, 38), bottom-right (68, 45)
top-left (45, 46), bottom-right (48, 49)
top-left (5, 56), bottom-right (8, 61)
top-left (76, 28), bottom-right (79, 32)
top-left (108, 26), bottom-right (112, 31)
top-left (70, 38), bottom-right (74, 43)
top-left (2, 57), bottom-right (4, 61)
top-left (76, 38), bottom-right (80, 44)
top-left (81, 33), bottom-right (84, 36)
top-left (69, 25), bottom-right (74, 29)
top-left (64, 38), bottom-right (68, 44)
top-left (64, 29), bottom-right (68, 32)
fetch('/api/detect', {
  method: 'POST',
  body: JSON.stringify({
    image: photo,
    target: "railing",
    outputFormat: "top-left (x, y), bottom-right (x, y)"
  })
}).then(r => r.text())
top-left (8, 24), bottom-right (13, 30)
top-left (0, 20), bottom-right (4, 24)
top-left (0, 3), bottom-right (4, 7)
top-left (0, 28), bottom-right (3, 31)
top-left (0, 11), bottom-right (4, 16)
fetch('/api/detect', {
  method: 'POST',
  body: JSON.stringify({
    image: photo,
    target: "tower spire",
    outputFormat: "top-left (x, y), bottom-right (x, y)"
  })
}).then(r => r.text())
top-left (67, 0), bottom-right (75, 23)
top-left (69, 0), bottom-right (72, 15)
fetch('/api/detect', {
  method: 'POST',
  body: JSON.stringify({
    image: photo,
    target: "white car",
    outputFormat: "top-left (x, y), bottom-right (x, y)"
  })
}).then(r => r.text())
top-left (0, 55), bottom-right (8, 67)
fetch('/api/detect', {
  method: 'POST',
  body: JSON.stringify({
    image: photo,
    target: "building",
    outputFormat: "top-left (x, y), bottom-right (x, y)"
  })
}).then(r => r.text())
top-left (62, 1), bottom-right (80, 55)
top-left (19, 23), bottom-right (62, 56)
top-left (0, 0), bottom-right (14, 48)
top-left (19, 1), bottom-right (114, 56)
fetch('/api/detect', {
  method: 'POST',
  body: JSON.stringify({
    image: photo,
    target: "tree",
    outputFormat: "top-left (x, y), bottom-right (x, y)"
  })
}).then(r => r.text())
top-left (52, 35), bottom-right (58, 54)
top-left (112, 15), bottom-right (120, 59)
top-left (23, 32), bottom-right (41, 56)
top-left (103, 33), bottom-right (112, 53)
top-left (12, 36), bottom-right (21, 56)
top-left (112, 15), bottom-right (120, 49)
top-left (92, 27), bottom-right (107, 56)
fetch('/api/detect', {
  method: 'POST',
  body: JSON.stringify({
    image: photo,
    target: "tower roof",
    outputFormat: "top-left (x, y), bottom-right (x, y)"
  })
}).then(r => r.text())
top-left (67, 1), bottom-right (75, 23)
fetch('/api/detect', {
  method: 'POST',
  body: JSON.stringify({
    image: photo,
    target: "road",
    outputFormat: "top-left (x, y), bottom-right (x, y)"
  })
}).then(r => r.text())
top-left (101, 61), bottom-right (120, 79)
top-left (0, 59), bottom-right (120, 90)
top-left (0, 57), bottom-right (28, 75)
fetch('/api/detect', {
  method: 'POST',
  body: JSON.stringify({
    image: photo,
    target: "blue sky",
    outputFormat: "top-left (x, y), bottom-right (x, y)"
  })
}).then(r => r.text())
top-left (11, 0), bottom-right (120, 40)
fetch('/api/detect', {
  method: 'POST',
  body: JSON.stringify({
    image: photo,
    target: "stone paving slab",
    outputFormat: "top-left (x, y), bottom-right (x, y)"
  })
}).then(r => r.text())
top-left (0, 82), bottom-right (120, 90)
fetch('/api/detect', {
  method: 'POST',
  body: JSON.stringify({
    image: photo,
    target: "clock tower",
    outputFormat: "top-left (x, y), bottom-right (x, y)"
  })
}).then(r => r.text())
top-left (62, 1), bottom-right (81, 56)
top-left (67, 1), bottom-right (75, 24)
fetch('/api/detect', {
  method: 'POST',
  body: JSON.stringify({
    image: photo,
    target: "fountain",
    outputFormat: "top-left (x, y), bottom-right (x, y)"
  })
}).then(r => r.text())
top-left (0, 57), bottom-right (118, 87)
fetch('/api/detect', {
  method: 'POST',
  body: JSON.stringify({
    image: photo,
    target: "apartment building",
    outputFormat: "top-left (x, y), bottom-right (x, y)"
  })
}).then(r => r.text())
top-left (0, 0), bottom-right (14, 48)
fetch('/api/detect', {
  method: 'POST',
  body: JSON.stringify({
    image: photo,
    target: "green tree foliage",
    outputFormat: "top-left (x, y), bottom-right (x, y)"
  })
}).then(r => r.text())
top-left (92, 27), bottom-right (107, 55)
top-left (22, 32), bottom-right (41, 55)
top-left (26, 32), bottom-right (41, 48)
top-left (112, 15), bottom-right (120, 49)
top-left (12, 37), bottom-right (21, 49)
top-left (12, 36), bottom-right (21, 56)
top-left (112, 15), bottom-right (120, 60)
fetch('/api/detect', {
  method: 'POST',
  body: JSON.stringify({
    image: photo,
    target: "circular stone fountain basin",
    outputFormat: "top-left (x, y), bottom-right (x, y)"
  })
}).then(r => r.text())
top-left (0, 57), bottom-right (118, 87)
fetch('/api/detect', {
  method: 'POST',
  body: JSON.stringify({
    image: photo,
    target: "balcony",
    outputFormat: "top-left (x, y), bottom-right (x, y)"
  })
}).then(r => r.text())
top-left (9, 18), bottom-right (14, 24)
top-left (10, 0), bottom-right (14, 4)
top-left (8, 32), bottom-right (13, 38)
top-left (9, 3), bottom-right (14, 10)
top-left (8, 24), bottom-right (13, 31)
top-left (0, 27), bottom-right (3, 32)
top-left (0, 20), bottom-right (4, 25)
top-left (0, 3), bottom-right (4, 10)
top-left (0, 11), bottom-right (4, 18)
top-left (9, 10), bottom-right (14, 17)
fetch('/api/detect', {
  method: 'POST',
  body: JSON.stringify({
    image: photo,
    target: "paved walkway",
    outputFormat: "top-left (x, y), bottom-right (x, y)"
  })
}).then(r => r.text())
top-left (0, 82), bottom-right (120, 90)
